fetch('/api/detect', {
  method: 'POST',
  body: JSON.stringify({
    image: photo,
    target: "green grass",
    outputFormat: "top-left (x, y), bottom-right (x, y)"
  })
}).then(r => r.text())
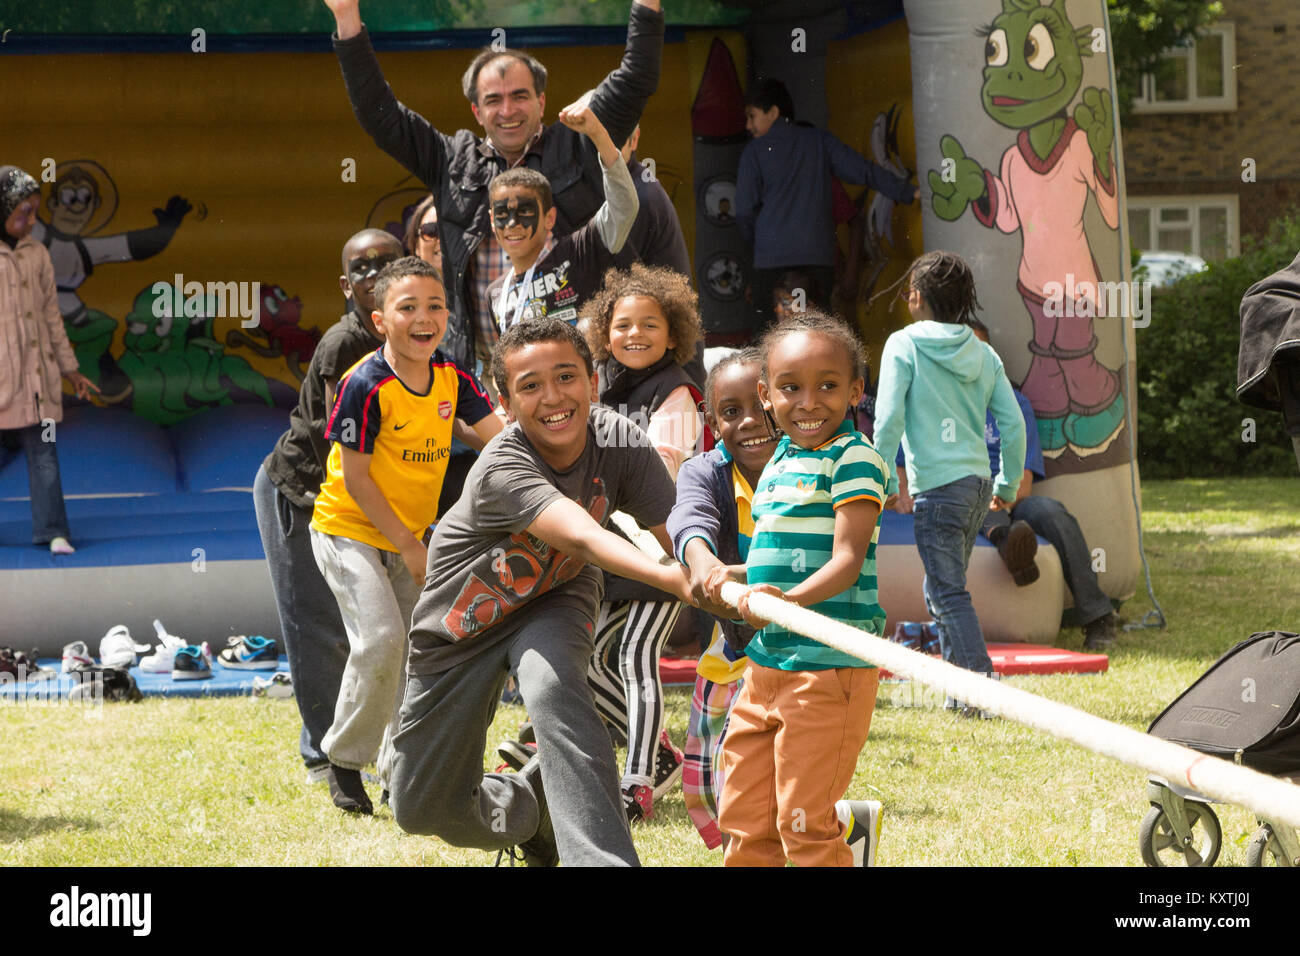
top-left (3, 477), bottom-right (1297, 866)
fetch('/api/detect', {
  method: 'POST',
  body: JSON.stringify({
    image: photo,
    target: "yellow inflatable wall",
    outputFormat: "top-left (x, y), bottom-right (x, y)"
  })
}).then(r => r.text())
top-left (3, 38), bottom-right (698, 422)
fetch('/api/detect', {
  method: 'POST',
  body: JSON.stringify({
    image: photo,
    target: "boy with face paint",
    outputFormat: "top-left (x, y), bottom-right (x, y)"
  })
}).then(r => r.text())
top-left (486, 102), bottom-right (638, 340)
top-left (254, 228), bottom-right (402, 784)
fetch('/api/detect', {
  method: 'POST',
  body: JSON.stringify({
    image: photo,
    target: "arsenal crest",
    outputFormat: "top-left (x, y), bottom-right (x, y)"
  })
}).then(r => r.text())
top-left (438, 400), bottom-right (452, 420)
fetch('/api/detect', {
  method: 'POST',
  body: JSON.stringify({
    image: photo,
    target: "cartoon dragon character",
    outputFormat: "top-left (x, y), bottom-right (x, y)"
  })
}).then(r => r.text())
top-left (118, 284), bottom-right (272, 426)
top-left (224, 284), bottom-right (320, 382)
top-left (928, 0), bottom-right (1123, 460)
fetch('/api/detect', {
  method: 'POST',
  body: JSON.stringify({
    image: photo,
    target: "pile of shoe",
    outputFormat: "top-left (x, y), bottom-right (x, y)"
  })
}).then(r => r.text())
top-left (61, 629), bottom-right (145, 703)
top-left (0, 646), bottom-right (54, 683)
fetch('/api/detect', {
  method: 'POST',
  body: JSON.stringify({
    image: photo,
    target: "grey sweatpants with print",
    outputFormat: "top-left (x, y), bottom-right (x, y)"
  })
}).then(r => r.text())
top-left (389, 603), bottom-right (640, 866)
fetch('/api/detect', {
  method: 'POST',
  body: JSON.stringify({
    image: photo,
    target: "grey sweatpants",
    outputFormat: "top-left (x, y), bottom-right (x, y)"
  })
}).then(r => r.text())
top-left (310, 528), bottom-right (420, 781)
top-left (390, 603), bottom-right (640, 866)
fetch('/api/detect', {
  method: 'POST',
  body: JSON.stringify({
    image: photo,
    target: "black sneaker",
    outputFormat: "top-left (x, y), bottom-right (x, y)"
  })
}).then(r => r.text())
top-left (497, 739), bottom-right (536, 772)
top-left (327, 764), bottom-right (374, 815)
top-left (515, 754), bottom-right (558, 867)
top-left (1083, 611), bottom-right (1119, 651)
top-left (651, 731), bottom-right (684, 799)
top-left (0, 647), bottom-right (51, 683)
top-left (995, 520), bottom-right (1039, 586)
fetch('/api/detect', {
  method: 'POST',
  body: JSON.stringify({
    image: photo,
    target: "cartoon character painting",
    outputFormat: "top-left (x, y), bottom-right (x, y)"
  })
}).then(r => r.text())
top-left (31, 161), bottom-right (192, 403)
top-left (928, 0), bottom-right (1123, 462)
top-left (119, 284), bottom-right (273, 426)
top-left (225, 284), bottom-right (320, 382)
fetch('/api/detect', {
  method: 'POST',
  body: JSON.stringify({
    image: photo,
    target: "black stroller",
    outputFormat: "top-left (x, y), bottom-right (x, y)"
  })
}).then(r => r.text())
top-left (1139, 630), bottom-right (1300, 867)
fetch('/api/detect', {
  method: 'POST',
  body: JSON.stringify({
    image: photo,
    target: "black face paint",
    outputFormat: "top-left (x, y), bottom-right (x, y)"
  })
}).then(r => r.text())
top-left (491, 197), bottom-right (540, 236)
top-left (346, 250), bottom-right (398, 285)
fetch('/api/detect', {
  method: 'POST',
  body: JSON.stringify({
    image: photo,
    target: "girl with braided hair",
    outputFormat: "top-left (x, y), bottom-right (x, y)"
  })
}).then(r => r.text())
top-left (871, 251), bottom-right (1026, 699)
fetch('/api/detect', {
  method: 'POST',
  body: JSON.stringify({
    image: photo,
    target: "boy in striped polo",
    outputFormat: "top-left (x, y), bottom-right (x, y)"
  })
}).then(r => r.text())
top-left (310, 257), bottom-right (500, 814)
top-left (711, 313), bottom-right (889, 867)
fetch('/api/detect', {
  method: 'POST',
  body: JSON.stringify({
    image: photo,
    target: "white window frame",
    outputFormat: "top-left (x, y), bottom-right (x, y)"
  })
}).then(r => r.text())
top-left (1133, 21), bottom-right (1236, 113)
top-left (1127, 194), bottom-right (1239, 260)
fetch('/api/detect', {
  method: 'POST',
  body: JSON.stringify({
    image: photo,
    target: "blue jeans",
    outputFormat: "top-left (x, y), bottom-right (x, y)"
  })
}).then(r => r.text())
top-left (1, 424), bottom-right (72, 544)
top-left (982, 495), bottom-right (1112, 626)
top-left (912, 475), bottom-right (993, 675)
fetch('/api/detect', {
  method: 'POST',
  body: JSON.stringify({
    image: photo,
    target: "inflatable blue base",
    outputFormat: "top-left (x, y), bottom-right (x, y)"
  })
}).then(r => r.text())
top-left (0, 656), bottom-right (289, 700)
top-left (1, 404), bottom-right (287, 656)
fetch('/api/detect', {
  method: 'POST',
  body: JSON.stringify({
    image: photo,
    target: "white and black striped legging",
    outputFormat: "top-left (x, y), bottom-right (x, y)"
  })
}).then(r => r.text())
top-left (587, 599), bottom-right (683, 787)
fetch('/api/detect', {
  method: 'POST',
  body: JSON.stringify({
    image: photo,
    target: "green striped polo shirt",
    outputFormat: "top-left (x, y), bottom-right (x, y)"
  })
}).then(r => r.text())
top-left (745, 420), bottom-right (888, 670)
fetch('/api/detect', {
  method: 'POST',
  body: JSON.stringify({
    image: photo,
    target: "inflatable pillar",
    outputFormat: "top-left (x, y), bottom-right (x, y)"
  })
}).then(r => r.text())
top-left (690, 37), bottom-right (751, 342)
top-left (904, 0), bottom-right (1140, 604)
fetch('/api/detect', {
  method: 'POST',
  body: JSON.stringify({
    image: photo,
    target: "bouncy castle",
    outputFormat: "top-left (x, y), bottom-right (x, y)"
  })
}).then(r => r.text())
top-left (1, 0), bottom-right (1139, 652)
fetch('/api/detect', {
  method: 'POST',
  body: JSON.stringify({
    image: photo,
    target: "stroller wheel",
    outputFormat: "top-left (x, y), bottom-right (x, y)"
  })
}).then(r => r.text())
top-left (1139, 803), bottom-right (1221, 867)
top-left (1245, 825), bottom-right (1292, 867)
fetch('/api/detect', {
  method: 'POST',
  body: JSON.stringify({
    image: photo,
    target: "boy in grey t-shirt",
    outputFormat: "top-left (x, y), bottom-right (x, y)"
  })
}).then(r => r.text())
top-left (390, 317), bottom-right (694, 866)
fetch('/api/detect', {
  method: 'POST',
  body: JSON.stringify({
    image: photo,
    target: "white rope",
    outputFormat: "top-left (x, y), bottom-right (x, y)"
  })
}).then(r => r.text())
top-left (711, 582), bottom-right (1300, 831)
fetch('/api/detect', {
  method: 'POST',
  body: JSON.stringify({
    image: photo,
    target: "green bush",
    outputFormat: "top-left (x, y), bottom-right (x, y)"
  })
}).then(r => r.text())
top-left (1135, 211), bottom-right (1300, 478)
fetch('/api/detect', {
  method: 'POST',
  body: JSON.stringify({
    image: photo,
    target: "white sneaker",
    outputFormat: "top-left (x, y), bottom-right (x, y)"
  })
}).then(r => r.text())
top-left (61, 640), bottom-right (93, 673)
top-left (837, 799), bottom-right (884, 867)
top-left (252, 672), bottom-right (293, 698)
top-left (138, 620), bottom-right (187, 673)
top-left (99, 625), bottom-right (150, 670)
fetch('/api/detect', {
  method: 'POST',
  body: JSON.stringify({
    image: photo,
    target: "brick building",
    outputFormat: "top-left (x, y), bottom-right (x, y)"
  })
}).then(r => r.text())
top-left (1122, 0), bottom-right (1300, 261)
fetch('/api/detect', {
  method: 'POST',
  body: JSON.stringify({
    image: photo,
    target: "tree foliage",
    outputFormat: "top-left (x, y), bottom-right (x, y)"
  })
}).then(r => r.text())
top-left (1107, 0), bottom-right (1224, 116)
top-left (1136, 210), bottom-right (1300, 479)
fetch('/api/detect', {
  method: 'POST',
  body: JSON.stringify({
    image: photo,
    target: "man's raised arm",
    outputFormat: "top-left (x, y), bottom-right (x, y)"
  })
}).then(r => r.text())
top-left (324, 0), bottom-right (362, 38)
top-left (586, 1), bottom-right (665, 153)
top-left (324, 0), bottom-right (448, 188)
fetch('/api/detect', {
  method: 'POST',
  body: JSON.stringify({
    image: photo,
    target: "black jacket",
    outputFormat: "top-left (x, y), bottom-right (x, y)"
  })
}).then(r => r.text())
top-left (1238, 252), bottom-right (1300, 432)
top-left (333, 6), bottom-right (664, 367)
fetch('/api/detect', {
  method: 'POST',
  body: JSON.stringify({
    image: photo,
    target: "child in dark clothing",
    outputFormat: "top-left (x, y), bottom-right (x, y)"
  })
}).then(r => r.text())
top-left (254, 228), bottom-right (402, 784)
top-left (668, 348), bottom-right (770, 848)
top-left (487, 102), bottom-right (638, 334)
top-left (581, 263), bottom-right (703, 820)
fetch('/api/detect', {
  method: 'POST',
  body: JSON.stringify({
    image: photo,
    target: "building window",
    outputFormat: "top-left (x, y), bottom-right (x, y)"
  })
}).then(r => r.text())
top-left (1127, 196), bottom-right (1238, 261)
top-left (1133, 22), bottom-right (1236, 113)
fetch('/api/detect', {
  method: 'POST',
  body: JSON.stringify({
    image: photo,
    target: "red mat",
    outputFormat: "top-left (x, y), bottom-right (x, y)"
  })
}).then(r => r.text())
top-left (658, 643), bottom-right (1107, 686)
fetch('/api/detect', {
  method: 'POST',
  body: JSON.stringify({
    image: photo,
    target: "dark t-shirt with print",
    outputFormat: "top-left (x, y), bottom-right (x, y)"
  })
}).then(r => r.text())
top-left (487, 224), bottom-right (635, 331)
top-left (407, 403), bottom-right (676, 675)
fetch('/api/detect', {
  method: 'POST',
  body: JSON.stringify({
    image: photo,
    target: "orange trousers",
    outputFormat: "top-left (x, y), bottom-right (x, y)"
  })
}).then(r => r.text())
top-left (718, 662), bottom-right (878, 867)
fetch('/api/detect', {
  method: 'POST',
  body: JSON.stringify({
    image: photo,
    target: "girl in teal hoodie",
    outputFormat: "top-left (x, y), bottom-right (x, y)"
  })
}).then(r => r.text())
top-left (872, 251), bottom-right (1025, 693)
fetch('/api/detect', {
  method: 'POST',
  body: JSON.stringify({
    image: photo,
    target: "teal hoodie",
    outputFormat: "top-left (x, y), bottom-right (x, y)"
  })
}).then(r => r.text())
top-left (873, 320), bottom-right (1025, 501)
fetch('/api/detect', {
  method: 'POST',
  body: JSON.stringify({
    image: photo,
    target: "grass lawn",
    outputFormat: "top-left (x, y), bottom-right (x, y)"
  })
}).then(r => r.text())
top-left (2, 477), bottom-right (1296, 867)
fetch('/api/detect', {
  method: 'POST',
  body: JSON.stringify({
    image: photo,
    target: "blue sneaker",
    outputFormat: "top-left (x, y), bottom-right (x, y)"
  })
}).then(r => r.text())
top-left (218, 634), bottom-right (278, 670)
top-left (172, 645), bottom-right (213, 681)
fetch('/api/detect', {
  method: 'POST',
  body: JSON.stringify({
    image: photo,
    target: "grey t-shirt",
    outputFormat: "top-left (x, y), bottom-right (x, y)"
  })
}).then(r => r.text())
top-left (408, 403), bottom-right (676, 675)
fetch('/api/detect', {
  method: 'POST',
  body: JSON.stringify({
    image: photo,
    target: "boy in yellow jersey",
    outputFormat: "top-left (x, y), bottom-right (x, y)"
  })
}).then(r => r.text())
top-left (310, 256), bottom-right (501, 813)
